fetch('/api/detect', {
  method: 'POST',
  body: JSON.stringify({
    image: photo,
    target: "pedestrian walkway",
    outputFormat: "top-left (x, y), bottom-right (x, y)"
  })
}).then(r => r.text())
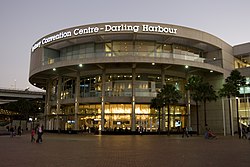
top-left (0, 133), bottom-right (249, 167)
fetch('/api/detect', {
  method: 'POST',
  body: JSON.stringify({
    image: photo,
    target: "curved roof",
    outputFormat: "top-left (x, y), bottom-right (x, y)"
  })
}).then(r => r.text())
top-left (31, 22), bottom-right (231, 53)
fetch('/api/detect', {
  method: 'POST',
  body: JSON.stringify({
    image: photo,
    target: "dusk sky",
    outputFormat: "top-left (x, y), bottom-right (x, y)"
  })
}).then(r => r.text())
top-left (1, 0), bottom-right (250, 91)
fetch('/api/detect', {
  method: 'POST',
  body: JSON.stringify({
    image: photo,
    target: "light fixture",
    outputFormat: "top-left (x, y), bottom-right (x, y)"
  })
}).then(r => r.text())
top-left (152, 63), bottom-right (155, 65)
top-left (185, 65), bottom-right (189, 68)
top-left (53, 68), bottom-right (56, 71)
top-left (210, 70), bottom-right (213, 73)
top-left (79, 64), bottom-right (83, 67)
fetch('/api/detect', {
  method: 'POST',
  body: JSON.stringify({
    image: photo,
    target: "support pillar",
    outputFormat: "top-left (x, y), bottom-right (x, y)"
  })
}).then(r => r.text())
top-left (161, 67), bottom-right (166, 131)
top-left (230, 98), bottom-right (234, 136)
top-left (101, 69), bottom-right (106, 132)
top-left (131, 65), bottom-right (136, 132)
top-left (56, 76), bottom-right (62, 131)
top-left (45, 79), bottom-right (51, 130)
top-left (222, 98), bottom-right (226, 136)
top-left (74, 72), bottom-right (80, 131)
top-left (187, 90), bottom-right (191, 129)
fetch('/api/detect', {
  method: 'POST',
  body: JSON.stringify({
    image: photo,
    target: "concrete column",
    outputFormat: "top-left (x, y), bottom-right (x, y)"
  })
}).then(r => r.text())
top-left (230, 98), bottom-right (234, 136)
top-left (185, 72), bottom-right (191, 130)
top-left (101, 69), bottom-right (106, 132)
top-left (74, 72), bottom-right (80, 131)
top-left (222, 98), bottom-right (226, 136)
top-left (187, 90), bottom-right (191, 128)
top-left (45, 79), bottom-right (51, 130)
top-left (131, 65), bottom-right (136, 132)
top-left (56, 76), bottom-right (62, 131)
top-left (161, 67), bottom-right (166, 131)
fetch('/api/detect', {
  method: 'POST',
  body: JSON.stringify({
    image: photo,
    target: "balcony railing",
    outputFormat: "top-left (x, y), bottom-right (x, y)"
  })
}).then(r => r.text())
top-left (44, 52), bottom-right (205, 65)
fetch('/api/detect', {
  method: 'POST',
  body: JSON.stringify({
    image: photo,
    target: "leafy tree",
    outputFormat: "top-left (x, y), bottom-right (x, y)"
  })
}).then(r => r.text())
top-left (185, 75), bottom-right (203, 135)
top-left (150, 93), bottom-right (165, 134)
top-left (3, 99), bottom-right (44, 127)
top-left (199, 82), bottom-right (218, 126)
top-left (219, 69), bottom-right (246, 136)
top-left (160, 84), bottom-right (182, 135)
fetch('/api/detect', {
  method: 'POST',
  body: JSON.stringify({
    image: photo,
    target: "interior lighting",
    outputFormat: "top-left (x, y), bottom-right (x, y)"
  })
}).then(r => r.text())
top-left (79, 64), bottom-right (83, 67)
top-left (210, 70), bottom-right (213, 73)
top-left (53, 68), bottom-right (56, 71)
top-left (213, 57), bottom-right (216, 60)
top-left (185, 65), bottom-right (189, 68)
top-left (152, 63), bottom-right (155, 65)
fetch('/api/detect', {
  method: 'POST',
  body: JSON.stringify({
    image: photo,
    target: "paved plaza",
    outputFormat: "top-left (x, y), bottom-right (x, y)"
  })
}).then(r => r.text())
top-left (0, 132), bottom-right (249, 167)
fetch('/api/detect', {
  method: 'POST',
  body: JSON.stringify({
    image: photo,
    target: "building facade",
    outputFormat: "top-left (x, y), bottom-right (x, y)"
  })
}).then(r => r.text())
top-left (29, 22), bottom-right (250, 134)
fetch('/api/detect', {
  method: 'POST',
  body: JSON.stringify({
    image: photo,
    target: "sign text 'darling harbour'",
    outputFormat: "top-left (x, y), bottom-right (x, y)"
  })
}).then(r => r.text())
top-left (32, 24), bottom-right (177, 52)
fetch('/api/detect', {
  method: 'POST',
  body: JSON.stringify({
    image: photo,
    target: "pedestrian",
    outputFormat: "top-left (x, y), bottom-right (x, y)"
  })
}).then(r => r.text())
top-left (36, 125), bottom-right (43, 143)
top-left (31, 128), bottom-right (36, 142)
top-left (10, 126), bottom-right (15, 138)
top-left (17, 126), bottom-right (22, 136)
top-left (242, 126), bottom-right (247, 139)
top-left (182, 126), bottom-right (189, 138)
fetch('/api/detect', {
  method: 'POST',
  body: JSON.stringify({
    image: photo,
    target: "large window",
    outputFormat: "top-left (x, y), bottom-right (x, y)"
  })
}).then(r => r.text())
top-left (61, 78), bottom-right (75, 99)
top-left (45, 41), bottom-right (206, 64)
top-left (80, 76), bottom-right (102, 98)
top-left (112, 41), bottom-right (133, 56)
top-left (44, 48), bottom-right (60, 64)
top-left (135, 41), bottom-right (155, 57)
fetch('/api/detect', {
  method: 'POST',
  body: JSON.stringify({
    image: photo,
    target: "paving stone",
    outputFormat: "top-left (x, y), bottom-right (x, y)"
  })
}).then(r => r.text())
top-left (0, 133), bottom-right (249, 167)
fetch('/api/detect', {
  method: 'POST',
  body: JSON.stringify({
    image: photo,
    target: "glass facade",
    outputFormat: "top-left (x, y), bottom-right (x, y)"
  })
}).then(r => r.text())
top-left (44, 41), bottom-right (205, 65)
top-left (48, 74), bottom-right (185, 99)
top-left (46, 73), bottom-right (187, 131)
top-left (47, 103), bottom-right (187, 132)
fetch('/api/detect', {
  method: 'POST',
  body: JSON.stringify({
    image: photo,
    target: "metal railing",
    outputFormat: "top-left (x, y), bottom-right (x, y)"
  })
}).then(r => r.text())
top-left (44, 52), bottom-right (205, 65)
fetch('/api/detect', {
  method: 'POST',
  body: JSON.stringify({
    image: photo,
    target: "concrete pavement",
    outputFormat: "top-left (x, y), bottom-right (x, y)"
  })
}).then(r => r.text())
top-left (0, 133), bottom-right (249, 167)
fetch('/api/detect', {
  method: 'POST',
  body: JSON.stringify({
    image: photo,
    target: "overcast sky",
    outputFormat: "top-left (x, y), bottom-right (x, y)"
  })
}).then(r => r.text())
top-left (0, 0), bottom-right (250, 91)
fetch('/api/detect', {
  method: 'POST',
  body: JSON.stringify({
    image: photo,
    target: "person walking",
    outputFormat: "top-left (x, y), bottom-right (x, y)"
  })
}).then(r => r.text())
top-left (17, 126), bottom-right (22, 136)
top-left (36, 125), bottom-right (43, 143)
top-left (10, 126), bottom-right (15, 138)
top-left (31, 128), bottom-right (36, 142)
top-left (182, 126), bottom-right (189, 138)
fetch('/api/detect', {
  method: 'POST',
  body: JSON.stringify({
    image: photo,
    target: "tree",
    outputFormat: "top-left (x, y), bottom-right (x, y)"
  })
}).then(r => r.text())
top-left (199, 82), bottom-right (218, 126)
top-left (3, 99), bottom-right (44, 128)
top-left (219, 70), bottom-right (246, 137)
top-left (150, 93), bottom-right (165, 134)
top-left (160, 84), bottom-right (182, 135)
top-left (185, 75), bottom-right (203, 135)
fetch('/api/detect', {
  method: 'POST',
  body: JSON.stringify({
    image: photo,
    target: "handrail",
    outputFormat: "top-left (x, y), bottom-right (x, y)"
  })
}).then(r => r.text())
top-left (44, 52), bottom-right (205, 65)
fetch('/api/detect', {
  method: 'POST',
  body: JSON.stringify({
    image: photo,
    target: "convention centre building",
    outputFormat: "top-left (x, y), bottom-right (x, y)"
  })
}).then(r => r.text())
top-left (29, 22), bottom-right (250, 134)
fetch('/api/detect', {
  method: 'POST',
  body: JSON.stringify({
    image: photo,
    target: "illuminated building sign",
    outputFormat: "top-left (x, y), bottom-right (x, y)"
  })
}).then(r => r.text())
top-left (31, 24), bottom-right (177, 52)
